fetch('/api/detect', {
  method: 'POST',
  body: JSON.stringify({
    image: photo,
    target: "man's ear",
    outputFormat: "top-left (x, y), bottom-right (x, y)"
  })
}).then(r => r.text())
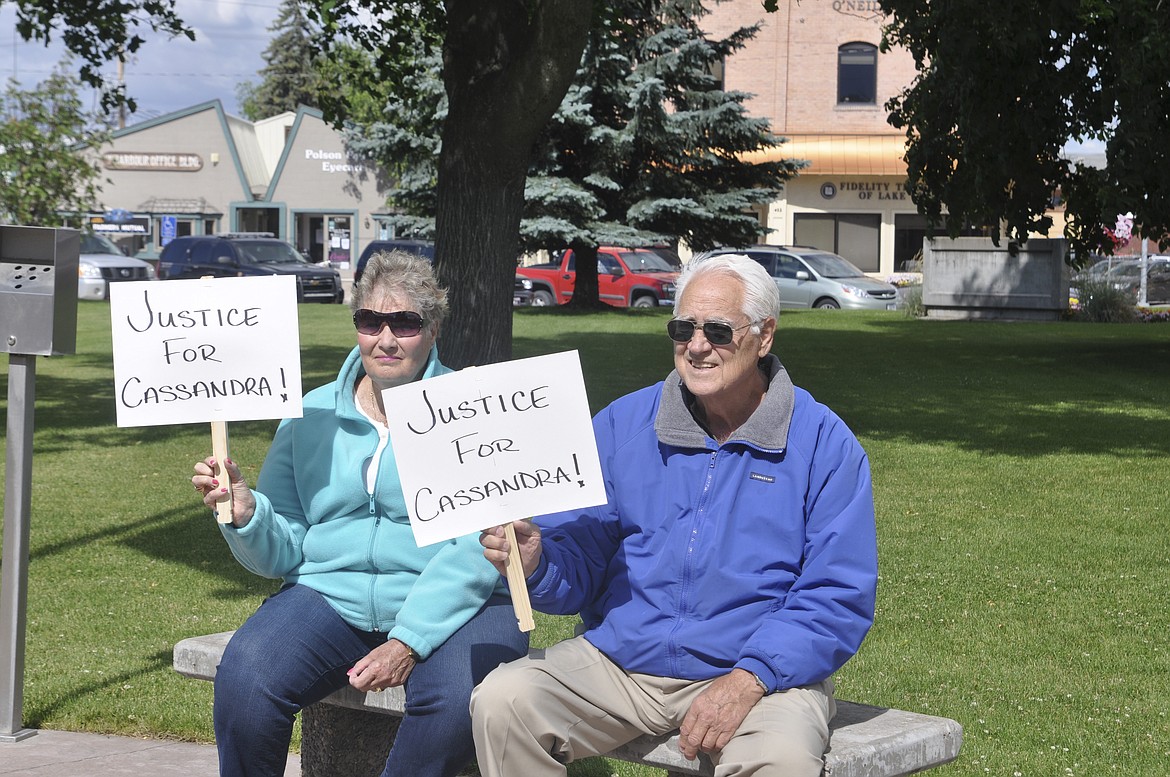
top-left (756, 317), bottom-right (776, 356)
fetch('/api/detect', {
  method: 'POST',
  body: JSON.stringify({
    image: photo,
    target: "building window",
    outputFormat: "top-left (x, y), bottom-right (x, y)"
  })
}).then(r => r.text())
top-left (838, 43), bottom-right (877, 105)
top-left (793, 213), bottom-right (881, 272)
top-left (710, 56), bottom-right (725, 91)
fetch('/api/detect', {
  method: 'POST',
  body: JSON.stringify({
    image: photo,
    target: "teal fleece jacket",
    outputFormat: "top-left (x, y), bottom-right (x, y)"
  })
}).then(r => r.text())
top-left (219, 344), bottom-right (506, 658)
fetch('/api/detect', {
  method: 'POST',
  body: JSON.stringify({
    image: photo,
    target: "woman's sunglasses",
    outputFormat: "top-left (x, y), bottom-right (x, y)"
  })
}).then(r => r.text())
top-left (353, 309), bottom-right (425, 337)
top-left (666, 319), bottom-right (751, 346)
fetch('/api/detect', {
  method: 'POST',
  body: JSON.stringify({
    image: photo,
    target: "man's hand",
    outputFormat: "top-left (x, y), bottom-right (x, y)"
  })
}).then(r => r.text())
top-left (479, 519), bottom-right (542, 578)
top-left (677, 669), bottom-right (766, 760)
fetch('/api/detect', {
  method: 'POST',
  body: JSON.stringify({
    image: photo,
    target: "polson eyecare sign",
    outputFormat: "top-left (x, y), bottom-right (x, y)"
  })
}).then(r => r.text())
top-left (109, 277), bottom-right (303, 427)
top-left (382, 351), bottom-right (606, 547)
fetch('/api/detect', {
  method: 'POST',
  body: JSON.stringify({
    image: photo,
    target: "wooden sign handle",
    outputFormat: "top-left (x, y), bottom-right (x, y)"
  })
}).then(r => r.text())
top-left (211, 421), bottom-right (233, 525)
top-left (503, 522), bottom-right (535, 632)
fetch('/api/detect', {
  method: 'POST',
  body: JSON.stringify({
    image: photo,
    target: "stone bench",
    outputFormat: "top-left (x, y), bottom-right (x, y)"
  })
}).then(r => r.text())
top-left (174, 631), bottom-right (962, 776)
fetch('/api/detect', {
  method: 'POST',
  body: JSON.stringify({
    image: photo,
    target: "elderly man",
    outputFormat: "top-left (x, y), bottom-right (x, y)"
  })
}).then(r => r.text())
top-left (474, 253), bottom-right (878, 776)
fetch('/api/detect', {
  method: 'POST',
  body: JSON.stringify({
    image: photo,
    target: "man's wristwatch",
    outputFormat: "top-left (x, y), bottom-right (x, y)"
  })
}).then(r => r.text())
top-left (749, 671), bottom-right (768, 694)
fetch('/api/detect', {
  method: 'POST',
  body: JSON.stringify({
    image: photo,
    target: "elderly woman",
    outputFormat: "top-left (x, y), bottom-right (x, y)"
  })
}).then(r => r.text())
top-left (193, 250), bottom-right (528, 777)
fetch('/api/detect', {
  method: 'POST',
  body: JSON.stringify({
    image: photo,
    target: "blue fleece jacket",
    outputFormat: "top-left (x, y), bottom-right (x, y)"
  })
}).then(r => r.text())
top-left (528, 355), bottom-right (878, 692)
top-left (219, 344), bottom-right (505, 658)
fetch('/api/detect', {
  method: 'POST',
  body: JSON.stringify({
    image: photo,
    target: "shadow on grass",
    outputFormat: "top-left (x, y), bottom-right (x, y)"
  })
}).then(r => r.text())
top-left (24, 648), bottom-right (174, 727)
top-left (514, 308), bottom-right (1170, 459)
top-left (30, 503), bottom-right (272, 596)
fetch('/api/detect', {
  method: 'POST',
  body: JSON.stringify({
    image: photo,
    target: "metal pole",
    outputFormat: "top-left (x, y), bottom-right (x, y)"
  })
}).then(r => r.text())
top-left (0, 353), bottom-right (37, 742)
top-left (1140, 238), bottom-right (1149, 307)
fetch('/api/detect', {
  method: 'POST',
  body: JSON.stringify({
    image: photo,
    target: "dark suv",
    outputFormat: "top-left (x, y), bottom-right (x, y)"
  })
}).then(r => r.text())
top-left (158, 233), bottom-right (344, 303)
top-left (355, 238), bottom-right (533, 306)
top-left (354, 239), bottom-right (436, 285)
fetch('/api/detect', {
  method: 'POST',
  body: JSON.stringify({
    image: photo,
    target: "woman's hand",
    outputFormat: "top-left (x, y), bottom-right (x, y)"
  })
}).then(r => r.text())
top-left (348, 639), bottom-right (416, 692)
top-left (192, 456), bottom-right (256, 528)
top-left (480, 519), bottom-right (542, 578)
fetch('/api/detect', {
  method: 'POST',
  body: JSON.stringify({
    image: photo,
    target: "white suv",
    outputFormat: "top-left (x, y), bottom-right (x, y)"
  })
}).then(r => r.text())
top-left (77, 232), bottom-right (155, 301)
top-left (694, 246), bottom-right (900, 310)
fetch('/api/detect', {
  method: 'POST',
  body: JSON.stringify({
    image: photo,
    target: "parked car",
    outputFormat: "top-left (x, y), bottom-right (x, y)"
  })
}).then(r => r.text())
top-left (1103, 257), bottom-right (1170, 304)
top-left (517, 247), bottom-right (678, 307)
top-left (77, 232), bottom-right (156, 301)
top-left (693, 245), bottom-right (900, 310)
top-left (157, 233), bottom-right (344, 303)
top-left (354, 239), bottom-right (436, 286)
top-left (513, 275), bottom-right (534, 306)
top-left (356, 238), bottom-right (534, 306)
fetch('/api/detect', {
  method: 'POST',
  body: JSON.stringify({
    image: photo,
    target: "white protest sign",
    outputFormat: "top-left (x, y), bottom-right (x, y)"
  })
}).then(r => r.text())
top-left (109, 276), bottom-right (303, 427)
top-left (383, 350), bottom-right (606, 547)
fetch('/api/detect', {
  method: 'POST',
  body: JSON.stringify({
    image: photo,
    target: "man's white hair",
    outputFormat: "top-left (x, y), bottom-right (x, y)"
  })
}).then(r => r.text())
top-left (673, 253), bottom-right (780, 329)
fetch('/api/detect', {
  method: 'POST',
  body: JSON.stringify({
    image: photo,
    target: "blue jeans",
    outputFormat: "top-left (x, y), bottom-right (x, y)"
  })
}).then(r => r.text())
top-left (213, 583), bottom-right (528, 777)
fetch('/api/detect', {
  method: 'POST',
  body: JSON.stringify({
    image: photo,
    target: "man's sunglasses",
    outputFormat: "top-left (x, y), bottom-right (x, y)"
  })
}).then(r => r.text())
top-left (666, 319), bottom-right (751, 346)
top-left (353, 309), bottom-right (425, 337)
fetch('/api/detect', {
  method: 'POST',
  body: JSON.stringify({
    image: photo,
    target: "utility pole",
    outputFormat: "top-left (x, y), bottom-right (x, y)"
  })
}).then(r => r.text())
top-left (117, 54), bottom-right (127, 129)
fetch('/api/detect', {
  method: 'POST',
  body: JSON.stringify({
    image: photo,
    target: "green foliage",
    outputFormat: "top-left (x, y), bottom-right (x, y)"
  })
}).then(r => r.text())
top-left (236, 0), bottom-right (325, 121)
top-left (6, 303), bottom-right (1170, 776)
top-left (333, 0), bottom-right (798, 247)
top-left (522, 0), bottom-right (799, 256)
top-left (304, 0), bottom-right (445, 119)
top-left (314, 43), bottom-right (396, 128)
top-left (1074, 278), bottom-right (1138, 323)
top-left (900, 284), bottom-right (924, 317)
top-left (304, 0), bottom-right (594, 369)
top-left (10, 0), bottom-right (192, 114)
top-left (0, 68), bottom-right (108, 226)
top-left (880, 0), bottom-right (1170, 255)
top-left (337, 37), bottom-right (445, 236)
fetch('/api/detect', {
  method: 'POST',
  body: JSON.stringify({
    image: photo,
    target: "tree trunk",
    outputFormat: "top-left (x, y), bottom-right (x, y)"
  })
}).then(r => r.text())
top-left (435, 0), bottom-right (592, 369)
top-left (565, 243), bottom-right (607, 309)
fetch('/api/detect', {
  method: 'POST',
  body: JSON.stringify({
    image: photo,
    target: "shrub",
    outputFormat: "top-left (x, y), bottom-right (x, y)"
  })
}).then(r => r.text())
top-left (900, 285), bottom-right (924, 318)
top-left (1074, 278), bottom-right (1137, 323)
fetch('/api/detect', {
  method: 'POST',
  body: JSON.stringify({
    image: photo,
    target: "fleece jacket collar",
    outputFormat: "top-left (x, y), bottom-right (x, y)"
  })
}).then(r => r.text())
top-left (653, 353), bottom-right (794, 452)
top-left (333, 342), bottom-right (447, 424)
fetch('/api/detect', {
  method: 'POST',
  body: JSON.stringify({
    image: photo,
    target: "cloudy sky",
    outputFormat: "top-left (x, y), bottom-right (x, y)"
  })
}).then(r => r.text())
top-left (1, 0), bottom-right (283, 121)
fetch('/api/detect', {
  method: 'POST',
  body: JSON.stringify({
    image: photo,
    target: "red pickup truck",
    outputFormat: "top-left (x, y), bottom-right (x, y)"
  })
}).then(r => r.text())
top-left (517, 247), bottom-right (679, 307)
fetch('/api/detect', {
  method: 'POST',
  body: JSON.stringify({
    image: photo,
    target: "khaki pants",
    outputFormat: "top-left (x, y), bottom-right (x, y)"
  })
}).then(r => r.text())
top-left (471, 636), bottom-right (835, 777)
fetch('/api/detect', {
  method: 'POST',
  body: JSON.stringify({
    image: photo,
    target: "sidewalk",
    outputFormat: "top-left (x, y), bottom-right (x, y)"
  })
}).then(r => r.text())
top-left (0, 729), bottom-right (300, 776)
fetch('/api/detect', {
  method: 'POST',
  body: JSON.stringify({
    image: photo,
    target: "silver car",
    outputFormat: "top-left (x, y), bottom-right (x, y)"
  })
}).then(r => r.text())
top-left (78, 232), bottom-right (155, 300)
top-left (694, 246), bottom-right (900, 310)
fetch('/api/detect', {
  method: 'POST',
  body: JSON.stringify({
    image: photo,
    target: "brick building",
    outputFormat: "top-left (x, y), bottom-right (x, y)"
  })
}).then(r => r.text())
top-left (707, 0), bottom-right (927, 273)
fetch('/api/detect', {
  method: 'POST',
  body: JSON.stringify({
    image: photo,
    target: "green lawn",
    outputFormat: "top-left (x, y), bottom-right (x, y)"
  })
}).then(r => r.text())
top-left (2, 302), bottom-right (1168, 776)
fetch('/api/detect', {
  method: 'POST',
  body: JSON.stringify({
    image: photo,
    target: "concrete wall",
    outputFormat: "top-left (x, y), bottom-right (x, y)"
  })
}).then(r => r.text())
top-left (922, 237), bottom-right (1071, 320)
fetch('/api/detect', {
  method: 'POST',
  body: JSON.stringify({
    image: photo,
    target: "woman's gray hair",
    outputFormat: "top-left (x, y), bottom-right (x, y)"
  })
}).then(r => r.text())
top-left (350, 250), bottom-right (449, 332)
top-left (673, 253), bottom-right (780, 329)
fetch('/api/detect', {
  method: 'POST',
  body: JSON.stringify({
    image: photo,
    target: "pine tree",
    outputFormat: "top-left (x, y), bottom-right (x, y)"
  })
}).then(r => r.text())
top-left (340, 1), bottom-right (799, 308)
top-left (522, 0), bottom-right (801, 307)
top-left (237, 0), bottom-right (323, 120)
top-left (339, 38), bottom-right (445, 239)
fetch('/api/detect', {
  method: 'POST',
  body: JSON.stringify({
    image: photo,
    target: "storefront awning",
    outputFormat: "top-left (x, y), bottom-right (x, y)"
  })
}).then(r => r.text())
top-left (746, 134), bottom-right (908, 177)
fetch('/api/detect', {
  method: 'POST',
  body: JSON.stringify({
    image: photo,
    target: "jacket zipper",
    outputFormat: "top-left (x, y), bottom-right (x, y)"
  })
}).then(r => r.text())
top-left (365, 460), bottom-right (382, 632)
top-left (667, 449), bottom-right (719, 676)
